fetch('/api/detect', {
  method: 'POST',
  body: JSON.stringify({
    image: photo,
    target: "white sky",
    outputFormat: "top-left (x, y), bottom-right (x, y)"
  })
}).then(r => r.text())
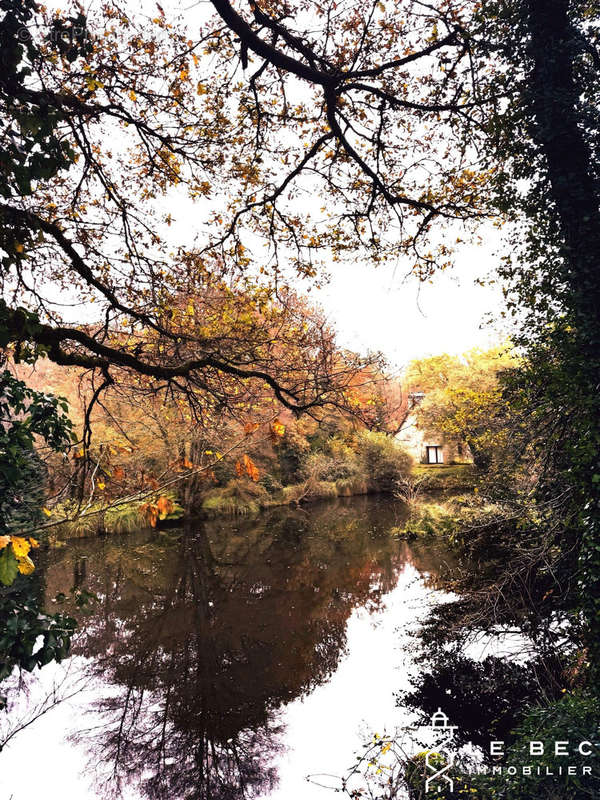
top-left (314, 227), bottom-right (508, 369)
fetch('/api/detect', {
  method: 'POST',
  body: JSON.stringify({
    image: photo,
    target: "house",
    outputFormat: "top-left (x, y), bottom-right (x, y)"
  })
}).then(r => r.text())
top-left (395, 392), bottom-right (472, 465)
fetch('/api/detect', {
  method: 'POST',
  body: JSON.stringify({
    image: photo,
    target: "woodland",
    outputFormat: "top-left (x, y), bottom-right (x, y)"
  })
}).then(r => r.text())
top-left (1, 0), bottom-right (600, 797)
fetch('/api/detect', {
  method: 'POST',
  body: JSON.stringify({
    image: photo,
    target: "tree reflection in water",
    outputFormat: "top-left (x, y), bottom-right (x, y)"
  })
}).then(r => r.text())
top-left (40, 497), bottom-right (450, 799)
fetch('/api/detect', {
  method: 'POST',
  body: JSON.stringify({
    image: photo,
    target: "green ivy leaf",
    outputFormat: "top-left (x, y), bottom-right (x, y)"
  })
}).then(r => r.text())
top-left (0, 546), bottom-right (18, 586)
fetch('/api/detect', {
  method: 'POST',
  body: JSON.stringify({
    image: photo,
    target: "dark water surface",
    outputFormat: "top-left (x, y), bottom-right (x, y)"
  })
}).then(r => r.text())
top-left (0, 496), bottom-right (457, 800)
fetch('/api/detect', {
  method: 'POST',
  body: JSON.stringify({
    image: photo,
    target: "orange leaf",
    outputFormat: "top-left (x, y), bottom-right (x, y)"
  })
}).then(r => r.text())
top-left (156, 495), bottom-right (174, 519)
top-left (141, 502), bottom-right (158, 528)
top-left (243, 454), bottom-right (259, 482)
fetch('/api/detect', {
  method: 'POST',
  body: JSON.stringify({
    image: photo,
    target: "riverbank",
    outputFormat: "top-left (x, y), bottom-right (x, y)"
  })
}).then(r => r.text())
top-left (50, 464), bottom-right (476, 541)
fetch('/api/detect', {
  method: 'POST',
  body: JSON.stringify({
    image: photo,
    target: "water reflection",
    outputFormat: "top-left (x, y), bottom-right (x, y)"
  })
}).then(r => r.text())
top-left (6, 497), bottom-right (453, 799)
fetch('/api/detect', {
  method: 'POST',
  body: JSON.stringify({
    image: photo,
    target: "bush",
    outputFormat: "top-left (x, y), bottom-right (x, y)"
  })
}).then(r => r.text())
top-left (276, 423), bottom-right (310, 484)
top-left (356, 431), bottom-right (413, 492)
top-left (259, 473), bottom-right (283, 495)
top-left (300, 448), bottom-right (359, 483)
top-left (476, 691), bottom-right (600, 799)
top-left (201, 479), bottom-right (270, 516)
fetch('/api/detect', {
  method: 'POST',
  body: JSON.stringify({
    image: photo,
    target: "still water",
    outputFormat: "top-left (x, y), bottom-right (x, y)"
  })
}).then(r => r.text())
top-left (0, 496), bottom-right (458, 800)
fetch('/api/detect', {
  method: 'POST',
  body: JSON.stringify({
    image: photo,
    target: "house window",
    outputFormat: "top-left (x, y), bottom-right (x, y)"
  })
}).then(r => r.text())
top-left (426, 445), bottom-right (444, 464)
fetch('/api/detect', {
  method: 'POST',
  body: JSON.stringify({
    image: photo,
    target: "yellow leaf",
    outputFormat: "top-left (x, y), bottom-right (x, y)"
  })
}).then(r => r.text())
top-left (17, 555), bottom-right (35, 576)
top-left (272, 419), bottom-right (285, 438)
top-left (29, 537), bottom-right (39, 549)
top-left (129, 89), bottom-right (137, 102)
top-left (10, 536), bottom-right (30, 558)
top-left (42, 506), bottom-right (52, 516)
top-left (98, 481), bottom-right (105, 490)
top-left (0, 536), bottom-right (10, 550)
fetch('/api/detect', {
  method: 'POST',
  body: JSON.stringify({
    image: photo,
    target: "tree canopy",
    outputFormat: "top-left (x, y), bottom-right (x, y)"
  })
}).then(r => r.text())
top-left (0, 0), bottom-right (504, 419)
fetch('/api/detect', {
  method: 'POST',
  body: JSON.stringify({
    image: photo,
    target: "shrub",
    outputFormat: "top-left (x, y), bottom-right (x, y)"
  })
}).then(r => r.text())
top-left (300, 449), bottom-right (359, 483)
top-left (356, 431), bottom-right (413, 492)
top-left (276, 423), bottom-right (310, 484)
top-left (476, 691), bottom-right (600, 799)
top-left (259, 473), bottom-right (283, 495)
top-left (201, 479), bottom-right (270, 516)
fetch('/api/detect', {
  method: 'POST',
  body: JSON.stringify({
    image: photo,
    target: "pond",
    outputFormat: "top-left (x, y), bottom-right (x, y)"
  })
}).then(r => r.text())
top-left (0, 495), bottom-right (460, 800)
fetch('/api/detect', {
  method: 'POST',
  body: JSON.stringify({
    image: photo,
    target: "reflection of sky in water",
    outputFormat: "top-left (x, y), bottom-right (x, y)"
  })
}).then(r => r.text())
top-left (0, 498), bottom-right (455, 800)
top-left (268, 564), bottom-right (434, 799)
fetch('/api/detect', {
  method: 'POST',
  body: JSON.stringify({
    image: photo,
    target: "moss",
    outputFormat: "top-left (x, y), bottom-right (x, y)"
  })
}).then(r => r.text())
top-left (314, 480), bottom-right (338, 499)
top-left (280, 484), bottom-right (306, 504)
top-left (279, 480), bottom-right (338, 504)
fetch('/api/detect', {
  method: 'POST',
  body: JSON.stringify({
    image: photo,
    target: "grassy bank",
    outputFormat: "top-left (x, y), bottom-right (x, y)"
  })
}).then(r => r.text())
top-left (52, 467), bottom-right (478, 540)
top-left (200, 475), bottom-right (371, 517)
top-left (412, 463), bottom-right (477, 491)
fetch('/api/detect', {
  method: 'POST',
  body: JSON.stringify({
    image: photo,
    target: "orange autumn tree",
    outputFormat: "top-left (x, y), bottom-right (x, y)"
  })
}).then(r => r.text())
top-left (16, 282), bottom-right (380, 528)
top-left (2, 0), bottom-right (498, 404)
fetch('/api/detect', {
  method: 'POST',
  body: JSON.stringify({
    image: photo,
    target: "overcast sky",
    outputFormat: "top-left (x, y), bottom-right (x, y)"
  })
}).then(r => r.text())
top-left (314, 226), bottom-right (508, 369)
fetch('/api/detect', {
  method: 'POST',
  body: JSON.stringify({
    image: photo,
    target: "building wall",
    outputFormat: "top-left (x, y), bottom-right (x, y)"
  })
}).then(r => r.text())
top-left (395, 412), bottom-right (472, 464)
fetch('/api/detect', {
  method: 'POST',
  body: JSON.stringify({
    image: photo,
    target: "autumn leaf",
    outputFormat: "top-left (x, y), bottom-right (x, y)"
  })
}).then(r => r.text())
top-left (271, 419), bottom-right (285, 438)
top-left (141, 502), bottom-right (159, 528)
top-left (0, 535), bottom-right (10, 550)
top-left (156, 495), bottom-right (174, 519)
top-left (235, 459), bottom-right (244, 477)
top-left (17, 555), bottom-right (35, 576)
top-left (243, 454), bottom-right (260, 482)
top-left (29, 537), bottom-right (39, 549)
top-left (10, 536), bottom-right (31, 558)
top-left (42, 506), bottom-right (52, 516)
top-left (244, 422), bottom-right (259, 435)
top-left (113, 466), bottom-right (125, 481)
